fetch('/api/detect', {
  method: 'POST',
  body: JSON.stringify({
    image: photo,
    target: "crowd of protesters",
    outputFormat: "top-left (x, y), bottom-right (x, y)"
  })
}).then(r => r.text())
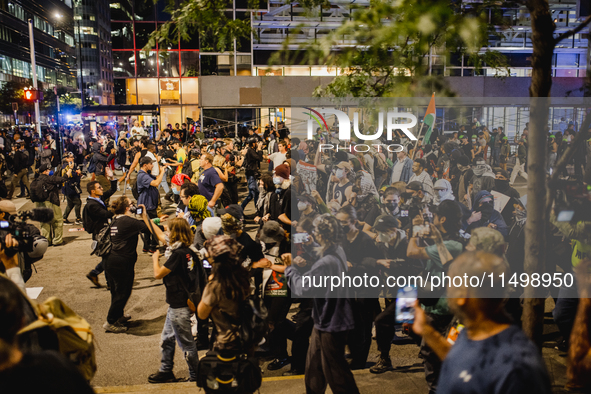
top-left (0, 115), bottom-right (591, 394)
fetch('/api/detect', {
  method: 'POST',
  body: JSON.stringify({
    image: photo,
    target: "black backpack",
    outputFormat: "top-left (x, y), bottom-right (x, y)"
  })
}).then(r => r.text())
top-left (196, 351), bottom-right (261, 393)
top-left (91, 222), bottom-right (114, 257)
top-left (181, 158), bottom-right (194, 179)
top-left (29, 178), bottom-right (49, 203)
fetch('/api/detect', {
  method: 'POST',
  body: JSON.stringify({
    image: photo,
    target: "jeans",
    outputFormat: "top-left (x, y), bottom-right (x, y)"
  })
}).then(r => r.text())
top-left (159, 307), bottom-right (199, 380)
top-left (159, 169), bottom-right (170, 193)
top-left (240, 175), bottom-right (259, 210)
top-left (374, 298), bottom-right (398, 359)
top-left (105, 254), bottom-right (135, 324)
top-left (491, 147), bottom-right (500, 166)
top-left (553, 279), bottom-right (579, 342)
top-left (63, 194), bottom-right (82, 220)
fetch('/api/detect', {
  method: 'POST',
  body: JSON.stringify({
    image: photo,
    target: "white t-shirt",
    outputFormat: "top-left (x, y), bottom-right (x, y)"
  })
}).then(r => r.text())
top-left (131, 126), bottom-right (146, 136)
top-left (268, 152), bottom-right (286, 169)
top-left (145, 151), bottom-right (159, 176)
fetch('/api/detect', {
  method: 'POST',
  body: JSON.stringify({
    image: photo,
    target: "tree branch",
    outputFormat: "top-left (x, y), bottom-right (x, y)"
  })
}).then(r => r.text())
top-left (553, 14), bottom-right (591, 45)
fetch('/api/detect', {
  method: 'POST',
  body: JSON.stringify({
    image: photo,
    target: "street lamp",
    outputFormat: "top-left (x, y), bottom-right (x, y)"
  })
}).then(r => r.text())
top-left (54, 13), bottom-right (85, 110)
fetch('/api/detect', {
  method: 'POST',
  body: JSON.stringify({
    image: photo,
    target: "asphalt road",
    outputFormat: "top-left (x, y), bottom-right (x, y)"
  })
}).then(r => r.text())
top-left (18, 172), bottom-right (569, 394)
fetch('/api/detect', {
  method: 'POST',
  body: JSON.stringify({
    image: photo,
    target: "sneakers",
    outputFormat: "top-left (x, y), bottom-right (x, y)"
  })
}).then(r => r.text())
top-left (75, 218), bottom-right (82, 225)
top-left (64, 219), bottom-right (74, 225)
top-left (267, 357), bottom-right (291, 371)
top-left (103, 321), bottom-right (128, 333)
top-left (369, 357), bottom-right (393, 374)
top-left (86, 272), bottom-right (102, 287)
top-left (116, 314), bottom-right (131, 325)
top-left (148, 371), bottom-right (177, 384)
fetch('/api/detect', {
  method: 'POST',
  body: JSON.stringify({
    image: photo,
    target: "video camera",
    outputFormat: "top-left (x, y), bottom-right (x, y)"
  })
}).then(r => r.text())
top-left (552, 179), bottom-right (591, 222)
top-left (0, 208), bottom-right (54, 257)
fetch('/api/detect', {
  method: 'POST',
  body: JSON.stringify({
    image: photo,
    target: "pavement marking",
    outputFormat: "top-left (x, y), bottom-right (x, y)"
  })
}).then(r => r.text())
top-left (94, 368), bottom-right (374, 392)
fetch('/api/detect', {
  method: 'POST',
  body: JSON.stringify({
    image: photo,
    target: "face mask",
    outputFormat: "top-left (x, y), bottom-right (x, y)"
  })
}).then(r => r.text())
top-left (273, 176), bottom-right (282, 185)
top-left (495, 179), bottom-right (509, 190)
top-left (477, 203), bottom-right (495, 221)
top-left (335, 168), bottom-right (346, 179)
top-left (297, 202), bottom-right (308, 211)
top-left (172, 188), bottom-right (180, 195)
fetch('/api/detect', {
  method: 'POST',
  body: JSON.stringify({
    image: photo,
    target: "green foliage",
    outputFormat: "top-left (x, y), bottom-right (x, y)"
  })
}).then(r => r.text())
top-left (273, 0), bottom-right (509, 97)
top-left (144, 0), bottom-right (259, 55)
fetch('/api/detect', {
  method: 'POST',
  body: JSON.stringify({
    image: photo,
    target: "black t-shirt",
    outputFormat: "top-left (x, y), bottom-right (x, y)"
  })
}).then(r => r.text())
top-left (163, 247), bottom-right (196, 308)
top-left (236, 231), bottom-right (264, 265)
top-left (342, 230), bottom-right (381, 266)
top-left (110, 215), bottom-right (148, 260)
top-left (0, 351), bottom-right (94, 394)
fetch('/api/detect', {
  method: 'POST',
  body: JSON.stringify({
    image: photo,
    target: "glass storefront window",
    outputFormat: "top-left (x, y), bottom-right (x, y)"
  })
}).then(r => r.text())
top-left (137, 78), bottom-right (159, 104)
top-left (137, 51), bottom-right (157, 78)
top-left (160, 78), bottom-right (180, 105)
top-left (111, 22), bottom-right (134, 49)
top-left (181, 52), bottom-right (200, 76)
top-left (113, 51), bottom-right (135, 77)
top-left (181, 78), bottom-right (199, 104)
top-left (160, 52), bottom-right (180, 78)
top-left (161, 106), bottom-right (182, 127)
top-left (134, 23), bottom-right (157, 49)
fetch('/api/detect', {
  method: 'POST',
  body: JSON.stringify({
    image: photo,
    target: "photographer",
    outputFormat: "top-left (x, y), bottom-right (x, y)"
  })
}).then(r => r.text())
top-left (7, 141), bottom-right (30, 200)
top-left (32, 164), bottom-right (66, 247)
top-left (0, 232), bottom-right (25, 292)
top-left (61, 154), bottom-right (82, 225)
top-left (406, 200), bottom-right (464, 393)
top-left (0, 201), bottom-right (48, 287)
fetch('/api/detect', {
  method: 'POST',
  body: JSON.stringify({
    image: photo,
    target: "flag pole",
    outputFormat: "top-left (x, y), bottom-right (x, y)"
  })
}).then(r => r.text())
top-left (412, 92), bottom-right (435, 158)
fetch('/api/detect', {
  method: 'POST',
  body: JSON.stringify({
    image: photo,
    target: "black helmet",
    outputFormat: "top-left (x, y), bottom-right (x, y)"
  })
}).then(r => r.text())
top-left (214, 140), bottom-right (225, 150)
top-left (247, 137), bottom-right (259, 146)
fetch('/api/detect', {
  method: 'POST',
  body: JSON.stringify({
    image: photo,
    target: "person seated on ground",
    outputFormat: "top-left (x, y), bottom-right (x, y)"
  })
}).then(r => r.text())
top-left (464, 190), bottom-right (508, 237)
top-left (411, 251), bottom-right (551, 394)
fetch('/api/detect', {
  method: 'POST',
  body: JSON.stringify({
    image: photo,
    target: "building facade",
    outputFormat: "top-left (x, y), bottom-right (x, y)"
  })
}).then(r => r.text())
top-left (0, 0), bottom-right (77, 89)
top-left (75, 0), bottom-right (115, 104)
top-left (110, 0), bottom-right (589, 134)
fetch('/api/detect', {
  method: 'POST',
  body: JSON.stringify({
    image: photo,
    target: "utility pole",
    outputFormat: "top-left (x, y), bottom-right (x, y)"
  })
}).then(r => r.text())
top-left (76, 19), bottom-right (85, 110)
top-left (28, 19), bottom-right (41, 137)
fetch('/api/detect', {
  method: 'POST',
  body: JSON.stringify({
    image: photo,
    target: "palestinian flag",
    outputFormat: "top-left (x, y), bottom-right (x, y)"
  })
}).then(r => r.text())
top-left (422, 93), bottom-right (436, 143)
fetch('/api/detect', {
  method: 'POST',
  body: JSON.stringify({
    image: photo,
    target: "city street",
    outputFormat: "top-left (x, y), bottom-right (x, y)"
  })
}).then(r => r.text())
top-left (13, 174), bottom-right (567, 393)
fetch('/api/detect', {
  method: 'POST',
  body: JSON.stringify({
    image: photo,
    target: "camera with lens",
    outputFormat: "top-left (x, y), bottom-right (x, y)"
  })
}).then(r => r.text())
top-left (0, 208), bottom-right (53, 256)
top-left (552, 179), bottom-right (591, 222)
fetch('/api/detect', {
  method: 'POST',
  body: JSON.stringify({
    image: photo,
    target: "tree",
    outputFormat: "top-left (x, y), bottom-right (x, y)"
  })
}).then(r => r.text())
top-left (143, 0), bottom-right (260, 55)
top-left (271, 0), bottom-right (509, 97)
top-left (523, 0), bottom-right (591, 348)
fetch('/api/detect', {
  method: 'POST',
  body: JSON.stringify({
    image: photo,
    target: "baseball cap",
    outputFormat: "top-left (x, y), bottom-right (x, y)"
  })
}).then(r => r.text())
top-left (373, 215), bottom-right (400, 232)
top-left (218, 204), bottom-right (244, 221)
top-left (494, 167), bottom-right (510, 179)
top-left (335, 161), bottom-right (353, 171)
top-left (259, 220), bottom-right (285, 243)
top-left (406, 181), bottom-right (423, 192)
